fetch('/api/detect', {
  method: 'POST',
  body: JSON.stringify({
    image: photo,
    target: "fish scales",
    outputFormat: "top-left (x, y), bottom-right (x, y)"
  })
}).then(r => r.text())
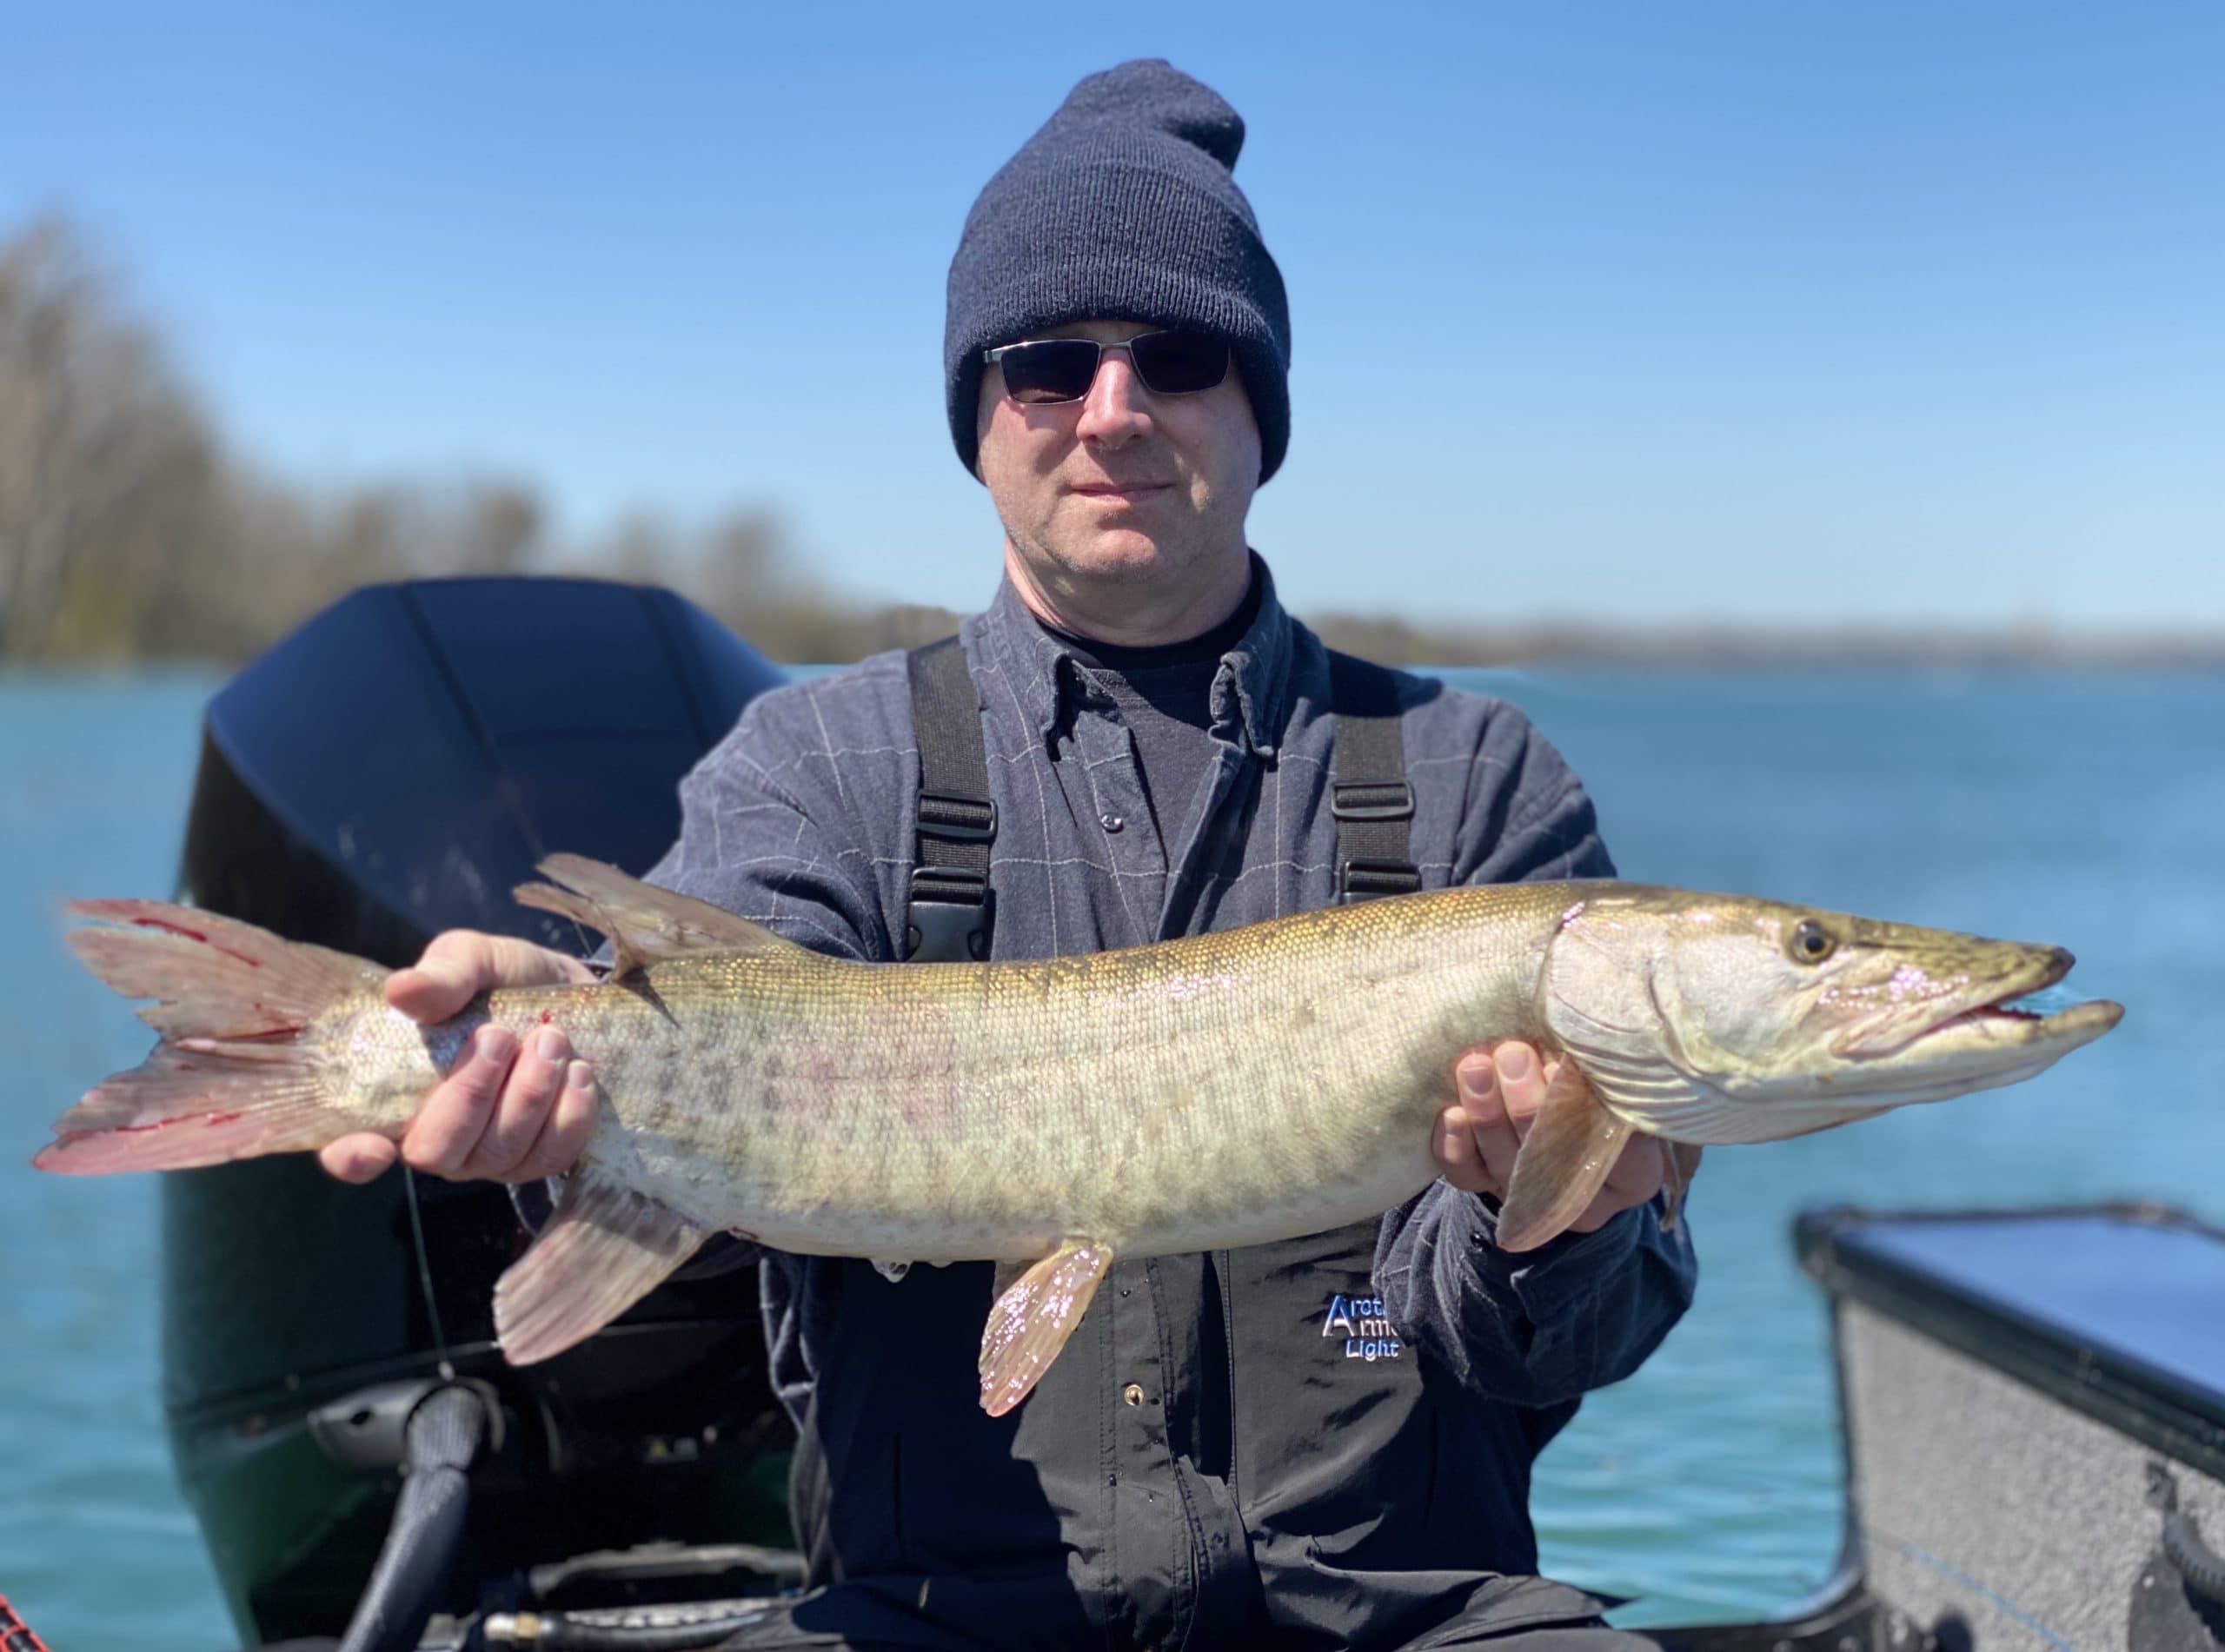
top-left (460, 885), bottom-right (1558, 1262)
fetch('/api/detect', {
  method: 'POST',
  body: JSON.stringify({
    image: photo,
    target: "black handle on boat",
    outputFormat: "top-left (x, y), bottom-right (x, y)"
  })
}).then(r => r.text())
top-left (333, 1383), bottom-right (493, 1652)
top-left (2164, 1511), bottom-right (2225, 1603)
top-left (2147, 1462), bottom-right (2225, 1605)
top-left (482, 1608), bottom-right (777, 1650)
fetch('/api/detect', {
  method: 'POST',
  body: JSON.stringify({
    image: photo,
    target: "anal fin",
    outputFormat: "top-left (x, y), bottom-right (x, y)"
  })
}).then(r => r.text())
top-left (1498, 1062), bottom-right (1633, 1253)
top-left (978, 1242), bottom-right (1113, 1417)
top-left (494, 1171), bottom-right (707, 1363)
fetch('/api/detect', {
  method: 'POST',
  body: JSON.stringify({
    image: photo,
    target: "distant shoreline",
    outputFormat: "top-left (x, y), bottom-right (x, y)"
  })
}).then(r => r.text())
top-left (9, 617), bottom-right (2222, 676)
top-left (1298, 618), bottom-right (2225, 672)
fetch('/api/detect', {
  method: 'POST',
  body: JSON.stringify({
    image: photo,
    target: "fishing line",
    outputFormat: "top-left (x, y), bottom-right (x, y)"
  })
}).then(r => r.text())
top-left (402, 1166), bottom-right (455, 1380)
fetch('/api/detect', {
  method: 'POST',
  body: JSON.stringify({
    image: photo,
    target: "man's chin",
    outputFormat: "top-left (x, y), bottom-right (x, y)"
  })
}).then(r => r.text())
top-left (1046, 531), bottom-right (1186, 582)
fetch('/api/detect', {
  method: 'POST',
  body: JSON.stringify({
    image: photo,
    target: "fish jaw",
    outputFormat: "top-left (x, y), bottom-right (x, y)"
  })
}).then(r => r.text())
top-left (1823, 942), bottom-right (2075, 1059)
top-left (1818, 992), bottom-right (2124, 1098)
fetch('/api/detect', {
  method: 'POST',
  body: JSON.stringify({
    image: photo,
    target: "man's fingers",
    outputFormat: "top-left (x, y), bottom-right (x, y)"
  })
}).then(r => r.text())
top-left (1449, 1041), bottom-right (1667, 1224)
top-left (402, 1025), bottom-right (515, 1178)
top-left (1454, 1053), bottom-right (1520, 1191)
top-left (319, 1133), bottom-right (399, 1184)
top-left (1601, 1134), bottom-right (1669, 1203)
top-left (386, 932), bottom-right (591, 1023)
top-left (509, 1060), bottom-right (601, 1184)
top-left (386, 932), bottom-right (490, 1021)
top-left (1488, 1043), bottom-right (1555, 1148)
top-left (1564, 1137), bottom-right (1671, 1233)
top-left (456, 1027), bottom-right (571, 1179)
top-left (1434, 1103), bottom-right (1498, 1194)
top-left (1472, 1041), bottom-right (1660, 1237)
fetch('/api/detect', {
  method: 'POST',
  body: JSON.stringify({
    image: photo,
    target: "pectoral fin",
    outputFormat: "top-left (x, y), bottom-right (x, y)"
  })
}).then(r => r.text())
top-left (494, 1171), bottom-right (707, 1363)
top-left (1498, 1063), bottom-right (1633, 1253)
top-left (978, 1242), bottom-right (1113, 1417)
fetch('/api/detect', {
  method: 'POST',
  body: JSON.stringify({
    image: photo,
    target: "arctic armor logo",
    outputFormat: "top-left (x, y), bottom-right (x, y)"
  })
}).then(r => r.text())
top-left (1321, 1291), bottom-right (1404, 1363)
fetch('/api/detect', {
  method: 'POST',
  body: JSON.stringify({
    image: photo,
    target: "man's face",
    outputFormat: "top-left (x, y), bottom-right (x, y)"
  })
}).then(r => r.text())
top-left (975, 318), bottom-right (1261, 619)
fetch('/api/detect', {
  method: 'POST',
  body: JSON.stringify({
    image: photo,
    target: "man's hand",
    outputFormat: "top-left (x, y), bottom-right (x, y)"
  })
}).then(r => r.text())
top-left (318, 931), bottom-right (601, 1186)
top-left (1431, 1041), bottom-right (1690, 1237)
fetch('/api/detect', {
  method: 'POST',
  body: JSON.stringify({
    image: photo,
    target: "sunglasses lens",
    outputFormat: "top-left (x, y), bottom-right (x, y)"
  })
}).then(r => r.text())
top-left (997, 339), bottom-right (1102, 404)
top-left (1130, 331), bottom-right (1229, 395)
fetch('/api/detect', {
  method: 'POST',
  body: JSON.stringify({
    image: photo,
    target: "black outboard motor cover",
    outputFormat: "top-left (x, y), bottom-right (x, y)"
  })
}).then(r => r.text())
top-left (162, 579), bottom-right (794, 1645)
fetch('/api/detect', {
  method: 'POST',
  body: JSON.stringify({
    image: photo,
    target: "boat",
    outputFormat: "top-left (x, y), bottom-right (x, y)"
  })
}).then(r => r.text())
top-left (157, 581), bottom-right (2225, 1651)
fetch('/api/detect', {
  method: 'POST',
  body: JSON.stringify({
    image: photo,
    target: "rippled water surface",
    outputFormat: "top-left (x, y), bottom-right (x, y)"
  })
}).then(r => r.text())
top-left (3, 666), bottom-right (2220, 1645)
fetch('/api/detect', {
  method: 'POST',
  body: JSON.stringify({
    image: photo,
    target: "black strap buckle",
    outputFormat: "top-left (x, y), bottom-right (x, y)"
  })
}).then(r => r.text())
top-left (917, 791), bottom-right (998, 842)
top-left (1331, 781), bottom-right (1415, 823)
top-left (1339, 858), bottom-right (1425, 903)
top-left (905, 866), bottom-right (993, 961)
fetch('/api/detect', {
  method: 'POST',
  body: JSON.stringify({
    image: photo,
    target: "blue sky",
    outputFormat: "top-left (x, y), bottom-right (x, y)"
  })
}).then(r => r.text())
top-left (5, 2), bottom-right (2218, 628)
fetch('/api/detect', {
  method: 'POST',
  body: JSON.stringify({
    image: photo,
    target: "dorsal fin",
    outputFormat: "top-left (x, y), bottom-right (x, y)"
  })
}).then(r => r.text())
top-left (514, 854), bottom-right (799, 979)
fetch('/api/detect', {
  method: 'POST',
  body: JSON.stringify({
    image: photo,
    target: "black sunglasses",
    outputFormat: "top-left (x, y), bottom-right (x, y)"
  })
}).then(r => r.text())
top-left (983, 330), bottom-right (1231, 405)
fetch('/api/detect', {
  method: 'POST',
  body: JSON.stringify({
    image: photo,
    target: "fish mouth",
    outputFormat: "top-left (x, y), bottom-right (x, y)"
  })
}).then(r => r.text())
top-left (1828, 946), bottom-right (2123, 1062)
top-left (1913, 993), bottom-right (2127, 1056)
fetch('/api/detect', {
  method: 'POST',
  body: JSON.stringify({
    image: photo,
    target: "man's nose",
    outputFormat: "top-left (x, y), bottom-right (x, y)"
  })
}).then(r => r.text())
top-left (1075, 349), bottom-right (1153, 446)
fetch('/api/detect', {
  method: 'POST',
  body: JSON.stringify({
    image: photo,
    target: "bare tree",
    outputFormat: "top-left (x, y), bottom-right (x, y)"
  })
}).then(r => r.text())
top-left (0, 216), bottom-right (225, 660)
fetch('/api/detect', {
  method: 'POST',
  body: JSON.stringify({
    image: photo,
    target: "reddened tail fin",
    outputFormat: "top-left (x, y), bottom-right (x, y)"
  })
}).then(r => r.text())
top-left (36, 899), bottom-right (385, 1175)
top-left (63, 900), bottom-right (385, 1037)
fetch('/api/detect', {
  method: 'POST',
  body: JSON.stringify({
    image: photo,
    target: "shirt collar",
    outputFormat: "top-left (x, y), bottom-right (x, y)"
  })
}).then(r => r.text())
top-left (978, 554), bottom-right (1294, 759)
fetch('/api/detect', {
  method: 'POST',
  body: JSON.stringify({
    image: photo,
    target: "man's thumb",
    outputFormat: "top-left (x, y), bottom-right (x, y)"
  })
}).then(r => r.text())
top-left (386, 945), bottom-right (486, 1021)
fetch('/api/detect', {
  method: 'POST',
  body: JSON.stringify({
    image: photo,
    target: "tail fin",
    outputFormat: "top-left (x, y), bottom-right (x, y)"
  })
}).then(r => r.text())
top-left (36, 899), bottom-right (387, 1176)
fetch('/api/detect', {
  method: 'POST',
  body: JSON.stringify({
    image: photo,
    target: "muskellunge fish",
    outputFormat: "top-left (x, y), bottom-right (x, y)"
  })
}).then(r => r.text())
top-left (36, 856), bottom-right (2121, 1413)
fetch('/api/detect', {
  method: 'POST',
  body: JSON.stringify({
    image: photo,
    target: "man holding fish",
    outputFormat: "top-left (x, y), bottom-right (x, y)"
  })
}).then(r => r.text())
top-left (312, 58), bottom-right (1689, 1650)
top-left (314, 60), bottom-right (1690, 1649)
top-left (47, 50), bottom-right (2122, 1648)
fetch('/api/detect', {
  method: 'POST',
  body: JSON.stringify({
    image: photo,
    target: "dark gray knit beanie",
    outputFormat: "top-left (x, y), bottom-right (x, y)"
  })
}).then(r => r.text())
top-left (945, 59), bottom-right (1292, 484)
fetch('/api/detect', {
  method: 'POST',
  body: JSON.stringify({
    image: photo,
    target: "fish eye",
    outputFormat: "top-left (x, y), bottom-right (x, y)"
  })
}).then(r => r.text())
top-left (1789, 919), bottom-right (1836, 964)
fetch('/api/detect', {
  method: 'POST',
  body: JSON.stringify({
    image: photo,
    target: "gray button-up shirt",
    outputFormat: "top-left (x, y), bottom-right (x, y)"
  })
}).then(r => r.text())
top-left (644, 561), bottom-right (1696, 1649)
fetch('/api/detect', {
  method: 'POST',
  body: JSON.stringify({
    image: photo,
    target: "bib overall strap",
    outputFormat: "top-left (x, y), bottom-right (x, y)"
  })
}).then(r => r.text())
top-left (1327, 651), bottom-right (1420, 903)
top-left (904, 635), bottom-right (997, 961)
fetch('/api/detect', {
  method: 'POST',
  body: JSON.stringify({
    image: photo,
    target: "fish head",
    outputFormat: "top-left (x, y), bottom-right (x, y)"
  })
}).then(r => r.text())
top-left (1538, 888), bottom-right (2123, 1144)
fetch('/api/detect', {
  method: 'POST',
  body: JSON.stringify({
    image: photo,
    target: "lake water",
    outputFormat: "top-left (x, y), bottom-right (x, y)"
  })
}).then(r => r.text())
top-left (3, 666), bottom-right (2221, 1647)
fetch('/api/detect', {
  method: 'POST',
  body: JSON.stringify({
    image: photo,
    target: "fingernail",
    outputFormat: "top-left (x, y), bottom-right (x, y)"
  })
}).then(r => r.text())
top-left (476, 1026), bottom-right (516, 1063)
top-left (1498, 1045), bottom-right (1534, 1082)
top-left (564, 1059), bottom-right (594, 1093)
top-left (536, 1028), bottom-right (567, 1061)
top-left (1458, 1058), bottom-right (1494, 1102)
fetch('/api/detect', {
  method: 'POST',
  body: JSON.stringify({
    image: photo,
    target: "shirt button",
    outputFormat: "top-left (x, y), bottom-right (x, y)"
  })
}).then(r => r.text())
top-left (1121, 1383), bottom-right (1146, 1407)
top-left (1099, 813), bottom-right (1124, 833)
